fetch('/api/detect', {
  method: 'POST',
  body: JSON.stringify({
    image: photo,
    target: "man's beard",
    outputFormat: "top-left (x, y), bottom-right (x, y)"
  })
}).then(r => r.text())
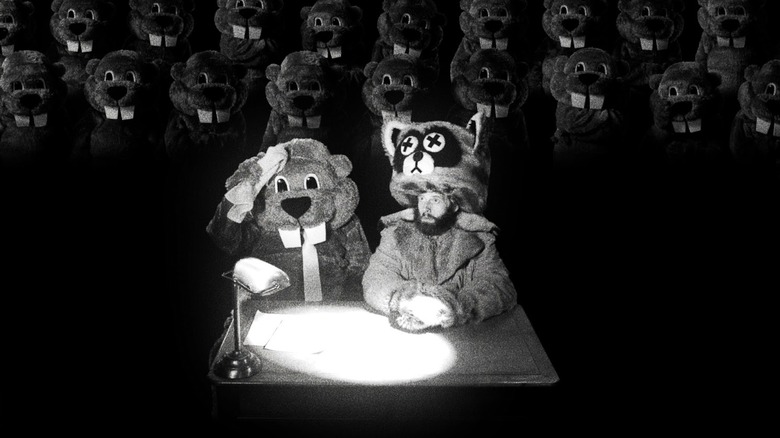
top-left (414, 208), bottom-right (458, 236)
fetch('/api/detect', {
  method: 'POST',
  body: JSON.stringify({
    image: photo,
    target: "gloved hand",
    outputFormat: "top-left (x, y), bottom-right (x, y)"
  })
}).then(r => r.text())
top-left (388, 282), bottom-right (455, 333)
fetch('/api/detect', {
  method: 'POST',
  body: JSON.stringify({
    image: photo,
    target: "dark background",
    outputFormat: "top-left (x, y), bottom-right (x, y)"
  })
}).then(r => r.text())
top-left (3, 0), bottom-right (776, 434)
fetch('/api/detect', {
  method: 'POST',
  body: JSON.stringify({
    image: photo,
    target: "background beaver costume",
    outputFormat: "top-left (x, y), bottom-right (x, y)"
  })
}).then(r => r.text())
top-left (3, 2), bottom-right (779, 435)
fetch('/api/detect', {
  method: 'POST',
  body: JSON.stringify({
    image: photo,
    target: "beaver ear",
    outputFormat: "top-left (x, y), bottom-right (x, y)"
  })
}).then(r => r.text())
top-left (743, 64), bottom-right (759, 82)
top-left (615, 59), bottom-right (630, 78)
top-left (51, 62), bottom-right (67, 78)
top-left (20, 1), bottom-right (34, 17)
top-left (329, 155), bottom-right (353, 179)
top-left (554, 55), bottom-right (568, 73)
top-left (85, 58), bottom-right (101, 76)
top-left (103, 1), bottom-right (116, 20)
top-left (363, 61), bottom-right (379, 79)
top-left (300, 6), bottom-right (311, 20)
top-left (266, 63), bottom-right (281, 82)
top-left (543, 0), bottom-right (555, 9)
top-left (349, 5), bottom-right (363, 21)
top-left (170, 62), bottom-right (185, 81)
top-left (459, 0), bottom-right (470, 11)
top-left (649, 73), bottom-right (664, 90)
top-left (617, 1), bottom-right (630, 13)
top-left (51, 0), bottom-right (64, 12)
top-left (515, 61), bottom-right (529, 78)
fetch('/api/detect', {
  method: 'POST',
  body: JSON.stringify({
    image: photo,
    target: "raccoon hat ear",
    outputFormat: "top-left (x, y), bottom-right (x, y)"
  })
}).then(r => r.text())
top-left (466, 111), bottom-right (489, 157)
top-left (381, 119), bottom-right (410, 160)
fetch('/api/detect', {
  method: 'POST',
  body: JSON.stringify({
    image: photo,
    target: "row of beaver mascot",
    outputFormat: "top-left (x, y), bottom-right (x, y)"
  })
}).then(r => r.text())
top-left (1, 1), bottom-right (779, 259)
top-left (1, 1), bottom-right (779, 174)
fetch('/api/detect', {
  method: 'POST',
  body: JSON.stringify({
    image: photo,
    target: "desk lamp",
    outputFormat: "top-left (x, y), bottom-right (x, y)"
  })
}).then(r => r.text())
top-left (214, 257), bottom-right (290, 379)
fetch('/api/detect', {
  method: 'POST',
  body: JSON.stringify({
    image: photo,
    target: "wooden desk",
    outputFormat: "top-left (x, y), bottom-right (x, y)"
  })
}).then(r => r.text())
top-left (208, 300), bottom-right (558, 424)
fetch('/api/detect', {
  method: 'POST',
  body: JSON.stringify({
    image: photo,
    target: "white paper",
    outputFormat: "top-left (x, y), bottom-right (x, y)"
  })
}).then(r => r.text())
top-left (245, 311), bottom-right (334, 354)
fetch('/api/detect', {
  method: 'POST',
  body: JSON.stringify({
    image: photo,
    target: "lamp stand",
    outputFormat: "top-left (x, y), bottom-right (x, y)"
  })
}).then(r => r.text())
top-left (213, 280), bottom-right (262, 379)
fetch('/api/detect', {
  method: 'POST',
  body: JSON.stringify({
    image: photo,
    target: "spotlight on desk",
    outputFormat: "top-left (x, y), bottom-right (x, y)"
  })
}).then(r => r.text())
top-left (214, 258), bottom-right (290, 379)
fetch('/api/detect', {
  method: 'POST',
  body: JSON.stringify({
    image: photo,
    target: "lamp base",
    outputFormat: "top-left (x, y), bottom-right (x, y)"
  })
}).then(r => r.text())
top-left (214, 349), bottom-right (262, 379)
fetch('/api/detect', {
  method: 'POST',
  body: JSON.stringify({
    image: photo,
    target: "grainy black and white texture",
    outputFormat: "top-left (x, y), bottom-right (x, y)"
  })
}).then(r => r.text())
top-left (1, 1), bottom-right (776, 435)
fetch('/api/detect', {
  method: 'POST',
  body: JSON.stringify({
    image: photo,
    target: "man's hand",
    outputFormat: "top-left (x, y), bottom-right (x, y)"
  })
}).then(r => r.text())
top-left (388, 284), bottom-right (454, 333)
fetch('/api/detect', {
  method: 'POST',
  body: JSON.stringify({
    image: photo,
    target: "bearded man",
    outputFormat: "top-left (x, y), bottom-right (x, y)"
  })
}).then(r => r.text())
top-left (363, 183), bottom-right (518, 336)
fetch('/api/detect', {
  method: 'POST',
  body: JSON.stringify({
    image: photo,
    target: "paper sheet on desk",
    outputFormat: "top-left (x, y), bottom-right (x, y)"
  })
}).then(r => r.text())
top-left (244, 310), bottom-right (343, 353)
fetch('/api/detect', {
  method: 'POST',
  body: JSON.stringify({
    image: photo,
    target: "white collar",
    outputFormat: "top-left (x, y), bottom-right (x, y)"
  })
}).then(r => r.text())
top-left (278, 222), bottom-right (327, 248)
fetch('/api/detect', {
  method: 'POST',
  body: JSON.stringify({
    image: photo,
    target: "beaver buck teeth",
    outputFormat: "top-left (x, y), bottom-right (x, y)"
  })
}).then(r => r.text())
top-left (381, 110), bottom-right (412, 122)
top-left (756, 117), bottom-right (780, 137)
top-left (317, 46), bottom-right (342, 59)
top-left (197, 109), bottom-right (231, 123)
top-left (393, 44), bottom-right (421, 57)
top-left (104, 106), bottom-right (135, 120)
top-left (559, 36), bottom-right (586, 49)
top-left (476, 103), bottom-right (509, 118)
top-left (66, 40), bottom-right (93, 53)
top-left (14, 113), bottom-right (48, 127)
top-left (288, 115), bottom-right (321, 129)
top-left (149, 34), bottom-right (179, 47)
top-left (640, 38), bottom-right (669, 51)
top-left (716, 36), bottom-right (746, 48)
top-left (571, 92), bottom-right (604, 110)
top-left (232, 25), bottom-right (262, 40)
top-left (480, 38), bottom-right (508, 50)
top-left (672, 119), bottom-right (702, 134)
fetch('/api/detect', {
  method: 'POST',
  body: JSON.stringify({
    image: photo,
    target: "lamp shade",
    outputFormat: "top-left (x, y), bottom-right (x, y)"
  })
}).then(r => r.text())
top-left (233, 257), bottom-right (291, 296)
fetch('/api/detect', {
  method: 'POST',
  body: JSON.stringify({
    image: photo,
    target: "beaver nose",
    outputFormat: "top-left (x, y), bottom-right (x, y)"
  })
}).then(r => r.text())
top-left (766, 100), bottom-right (780, 113)
top-left (402, 28), bottom-right (421, 42)
top-left (202, 87), bottom-right (226, 102)
top-left (645, 18), bottom-right (664, 32)
top-left (239, 8), bottom-right (257, 19)
top-left (20, 94), bottom-right (41, 109)
top-left (155, 15), bottom-right (173, 28)
top-left (281, 197), bottom-right (312, 219)
top-left (384, 90), bottom-right (405, 105)
top-left (721, 19), bottom-right (739, 33)
top-left (562, 18), bottom-right (579, 32)
top-left (670, 101), bottom-right (693, 116)
top-left (484, 20), bottom-right (503, 33)
top-left (106, 86), bottom-right (127, 101)
top-left (578, 73), bottom-right (599, 86)
top-left (293, 95), bottom-right (314, 110)
top-left (483, 82), bottom-right (505, 97)
top-left (69, 22), bottom-right (86, 36)
top-left (315, 31), bottom-right (333, 43)
top-left (412, 151), bottom-right (424, 162)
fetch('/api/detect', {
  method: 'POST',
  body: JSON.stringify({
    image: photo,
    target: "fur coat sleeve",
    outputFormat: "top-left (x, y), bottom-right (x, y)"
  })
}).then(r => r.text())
top-left (362, 210), bottom-right (517, 326)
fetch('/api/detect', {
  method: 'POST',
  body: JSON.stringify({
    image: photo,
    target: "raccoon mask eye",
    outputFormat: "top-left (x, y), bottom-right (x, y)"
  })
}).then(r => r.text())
top-left (399, 135), bottom-right (419, 156)
top-left (423, 132), bottom-right (445, 153)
